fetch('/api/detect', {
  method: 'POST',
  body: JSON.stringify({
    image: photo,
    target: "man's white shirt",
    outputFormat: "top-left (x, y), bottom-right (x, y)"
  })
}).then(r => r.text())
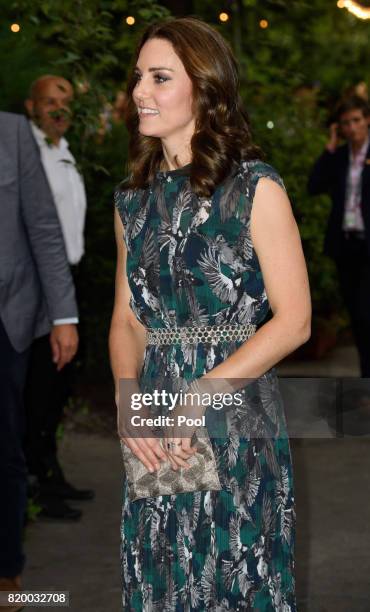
top-left (343, 135), bottom-right (369, 231)
top-left (30, 121), bottom-right (86, 326)
top-left (30, 121), bottom-right (87, 265)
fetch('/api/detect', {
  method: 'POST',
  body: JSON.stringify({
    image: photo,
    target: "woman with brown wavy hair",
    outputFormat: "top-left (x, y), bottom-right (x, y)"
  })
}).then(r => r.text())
top-left (110, 16), bottom-right (310, 611)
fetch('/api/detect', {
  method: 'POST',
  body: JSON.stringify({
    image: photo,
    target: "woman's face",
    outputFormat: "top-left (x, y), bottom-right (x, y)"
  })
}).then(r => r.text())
top-left (132, 37), bottom-right (195, 145)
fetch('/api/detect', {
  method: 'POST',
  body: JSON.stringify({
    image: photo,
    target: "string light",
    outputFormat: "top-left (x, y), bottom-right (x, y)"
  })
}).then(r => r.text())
top-left (259, 19), bottom-right (269, 29)
top-left (126, 16), bottom-right (135, 26)
top-left (219, 12), bottom-right (229, 22)
top-left (10, 23), bottom-right (20, 32)
top-left (338, 1), bottom-right (370, 19)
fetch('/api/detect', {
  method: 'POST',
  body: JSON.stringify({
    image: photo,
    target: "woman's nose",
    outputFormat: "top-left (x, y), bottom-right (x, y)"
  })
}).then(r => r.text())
top-left (135, 77), bottom-right (151, 100)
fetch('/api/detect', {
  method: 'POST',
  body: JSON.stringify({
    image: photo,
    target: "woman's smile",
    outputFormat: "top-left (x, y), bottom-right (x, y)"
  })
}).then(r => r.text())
top-left (137, 106), bottom-right (160, 117)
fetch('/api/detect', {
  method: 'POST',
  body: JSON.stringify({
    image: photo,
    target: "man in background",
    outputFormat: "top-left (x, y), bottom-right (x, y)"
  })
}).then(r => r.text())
top-left (0, 111), bottom-right (78, 607)
top-left (308, 96), bottom-right (370, 377)
top-left (24, 75), bottom-right (94, 522)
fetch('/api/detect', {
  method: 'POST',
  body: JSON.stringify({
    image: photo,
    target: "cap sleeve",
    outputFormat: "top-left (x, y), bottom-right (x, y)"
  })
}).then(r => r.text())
top-left (114, 178), bottom-right (130, 228)
top-left (247, 160), bottom-right (286, 205)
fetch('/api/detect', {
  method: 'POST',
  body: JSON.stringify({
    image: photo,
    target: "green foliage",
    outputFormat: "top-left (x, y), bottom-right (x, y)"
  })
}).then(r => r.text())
top-left (250, 97), bottom-right (341, 314)
top-left (1, 0), bottom-right (369, 375)
top-left (4, 0), bottom-right (169, 167)
top-left (2, 0), bottom-right (169, 379)
top-left (26, 497), bottom-right (42, 523)
top-left (193, 0), bottom-right (370, 318)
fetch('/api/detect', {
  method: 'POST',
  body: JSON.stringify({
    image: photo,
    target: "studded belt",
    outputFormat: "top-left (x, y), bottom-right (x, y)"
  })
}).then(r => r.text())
top-left (146, 322), bottom-right (257, 346)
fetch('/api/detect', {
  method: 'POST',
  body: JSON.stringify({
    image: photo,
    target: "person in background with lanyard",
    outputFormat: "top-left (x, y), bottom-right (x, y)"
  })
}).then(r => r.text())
top-left (308, 95), bottom-right (370, 379)
top-left (24, 75), bottom-right (94, 522)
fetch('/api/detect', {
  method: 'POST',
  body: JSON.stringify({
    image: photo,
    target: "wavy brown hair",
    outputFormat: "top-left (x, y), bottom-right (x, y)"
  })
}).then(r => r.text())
top-left (124, 17), bottom-right (263, 197)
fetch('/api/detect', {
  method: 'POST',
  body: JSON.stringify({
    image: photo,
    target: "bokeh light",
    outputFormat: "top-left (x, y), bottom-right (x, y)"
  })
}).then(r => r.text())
top-left (338, 1), bottom-right (370, 19)
top-left (219, 12), bottom-right (229, 23)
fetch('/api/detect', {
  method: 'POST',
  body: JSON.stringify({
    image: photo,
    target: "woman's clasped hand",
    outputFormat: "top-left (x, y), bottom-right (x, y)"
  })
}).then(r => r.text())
top-left (117, 379), bottom-right (167, 473)
top-left (117, 379), bottom-right (198, 473)
top-left (162, 378), bottom-right (210, 471)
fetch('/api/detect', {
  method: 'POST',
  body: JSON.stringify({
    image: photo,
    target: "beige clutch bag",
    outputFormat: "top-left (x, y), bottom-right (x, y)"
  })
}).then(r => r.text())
top-left (120, 427), bottom-right (221, 502)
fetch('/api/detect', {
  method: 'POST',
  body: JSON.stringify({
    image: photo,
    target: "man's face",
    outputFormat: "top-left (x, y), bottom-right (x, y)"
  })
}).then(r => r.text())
top-left (339, 108), bottom-right (369, 148)
top-left (27, 79), bottom-right (74, 141)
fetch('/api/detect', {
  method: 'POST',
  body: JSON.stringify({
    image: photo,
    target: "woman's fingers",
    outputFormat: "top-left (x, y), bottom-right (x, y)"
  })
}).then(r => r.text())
top-left (181, 437), bottom-right (198, 456)
top-left (138, 439), bottom-right (166, 470)
top-left (121, 432), bottom-right (198, 473)
top-left (122, 437), bottom-right (165, 472)
top-left (163, 437), bottom-right (180, 470)
top-left (163, 437), bottom-right (198, 469)
top-left (159, 439), bottom-right (178, 470)
top-left (146, 436), bottom-right (168, 461)
top-left (124, 439), bottom-right (157, 472)
top-left (169, 452), bottom-right (190, 469)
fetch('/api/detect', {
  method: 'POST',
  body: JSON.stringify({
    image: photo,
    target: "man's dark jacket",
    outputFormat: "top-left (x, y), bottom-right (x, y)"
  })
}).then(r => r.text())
top-left (0, 112), bottom-right (78, 352)
top-left (307, 139), bottom-right (370, 258)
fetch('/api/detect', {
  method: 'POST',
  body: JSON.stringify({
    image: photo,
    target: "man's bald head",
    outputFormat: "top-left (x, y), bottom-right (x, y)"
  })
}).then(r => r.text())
top-left (28, 75), bottom-right (73, 101)
top-left (25, 75), bottom-right (74, 144)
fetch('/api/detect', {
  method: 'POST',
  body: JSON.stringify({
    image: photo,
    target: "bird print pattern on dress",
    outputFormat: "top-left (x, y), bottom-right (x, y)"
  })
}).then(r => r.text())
top-left (115, 159), bottom-right (297, 611)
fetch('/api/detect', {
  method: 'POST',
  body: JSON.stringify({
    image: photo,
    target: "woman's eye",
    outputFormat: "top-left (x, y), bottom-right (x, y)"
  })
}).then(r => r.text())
top-left (133, 72), bottom-right (169, 85)
top-left (154, 74), bottom-right (169, 84)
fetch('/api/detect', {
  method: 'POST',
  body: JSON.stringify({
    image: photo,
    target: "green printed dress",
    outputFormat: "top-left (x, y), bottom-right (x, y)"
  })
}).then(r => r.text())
top-left (115, 159), bottom-right (297, 611)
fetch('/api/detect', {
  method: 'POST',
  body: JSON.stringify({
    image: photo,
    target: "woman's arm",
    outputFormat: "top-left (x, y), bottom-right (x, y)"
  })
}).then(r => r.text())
top-left (109, 207), bottom-right (147, 391)
top-left (203, 176), bottom-right (311, 383)
top-left (164, 177), bottom-right (311, 465)
top-left (109, 208), bottom-right (168, 471)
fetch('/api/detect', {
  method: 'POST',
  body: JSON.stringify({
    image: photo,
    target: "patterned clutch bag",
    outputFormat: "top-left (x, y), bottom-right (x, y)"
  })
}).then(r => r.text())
top-left (120, 427), bottom-right (221, 502)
